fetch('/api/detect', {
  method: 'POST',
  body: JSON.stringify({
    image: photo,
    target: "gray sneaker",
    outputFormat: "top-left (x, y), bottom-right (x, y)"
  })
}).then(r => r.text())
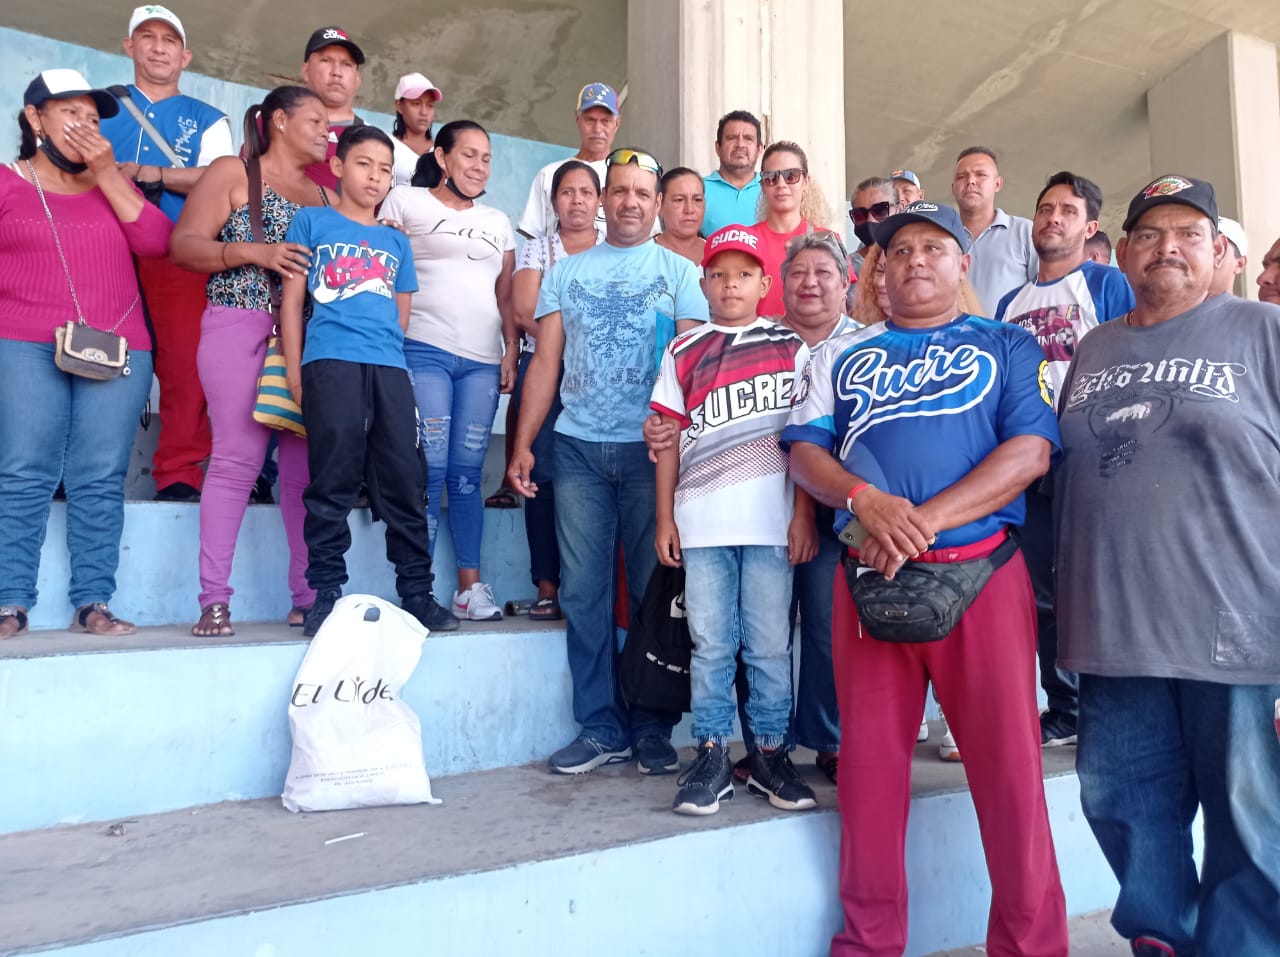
top-left (548, 736), bottom-right (632, 774)
top-left (672, 742), bottom-right (733, 816)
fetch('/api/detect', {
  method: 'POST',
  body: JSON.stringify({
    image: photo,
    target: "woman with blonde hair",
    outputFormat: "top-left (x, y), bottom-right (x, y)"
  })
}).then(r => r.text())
top-left (749, 140), bottom-right (833, 317)
top-left (852, 242), bottom-right (984, 327)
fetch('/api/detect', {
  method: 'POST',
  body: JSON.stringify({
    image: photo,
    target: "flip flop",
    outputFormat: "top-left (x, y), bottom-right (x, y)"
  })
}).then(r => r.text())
top-left (529, 596), bottom-right (562, 621)
top-left (816, 752), bottom-right (839, 786)
top-left (71, 602), bottom-right (137, 637)
top-left (0, 606), bottom-right (29, 639)
top-left (484, 486), bottom-right (521, 509)
top-left (288, 605), bottom-right (311, 628)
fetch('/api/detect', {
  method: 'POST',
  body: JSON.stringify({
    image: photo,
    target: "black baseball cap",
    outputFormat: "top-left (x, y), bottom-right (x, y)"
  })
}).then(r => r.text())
top-left (873, 201), bottom-right (970, 252)
top-left (304, 26), bottom-right (365, 65)
top-left (24, 69), bottom-right (119, 119)
top-left (1122, 175), bottom-right (1218, 232)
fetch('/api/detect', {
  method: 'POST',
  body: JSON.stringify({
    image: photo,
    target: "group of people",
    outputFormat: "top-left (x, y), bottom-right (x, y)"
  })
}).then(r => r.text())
top-left (2, 8), bottom-right (1280, 957)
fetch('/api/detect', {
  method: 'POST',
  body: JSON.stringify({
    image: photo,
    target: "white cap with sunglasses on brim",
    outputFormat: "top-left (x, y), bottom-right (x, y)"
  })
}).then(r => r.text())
top-left (24, 69), bottom-right (119, 119)
top-left (395, 72), bottom-right (442, 103)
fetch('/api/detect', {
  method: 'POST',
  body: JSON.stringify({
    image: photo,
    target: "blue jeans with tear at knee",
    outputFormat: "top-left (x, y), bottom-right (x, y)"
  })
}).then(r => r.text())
top-left (404, 340), bottom-right (500, 570)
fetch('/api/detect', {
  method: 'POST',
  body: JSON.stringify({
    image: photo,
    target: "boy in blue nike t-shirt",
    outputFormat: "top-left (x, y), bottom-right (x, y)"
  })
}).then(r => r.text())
top-left (280, 125), bottom-right (457, 636)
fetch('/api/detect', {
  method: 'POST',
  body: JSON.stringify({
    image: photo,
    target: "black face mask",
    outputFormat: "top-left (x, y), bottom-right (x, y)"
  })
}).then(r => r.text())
top-left (445, 177), bottom-right (485, 202)
top-left (854, 221), bottom-right (875, 248)
top-left (39, 136), bottom-right (88, 175)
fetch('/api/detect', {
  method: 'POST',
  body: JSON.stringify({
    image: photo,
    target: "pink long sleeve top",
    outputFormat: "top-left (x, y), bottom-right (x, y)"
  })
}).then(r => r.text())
top-left (0, 163), bottom-right (173, 350)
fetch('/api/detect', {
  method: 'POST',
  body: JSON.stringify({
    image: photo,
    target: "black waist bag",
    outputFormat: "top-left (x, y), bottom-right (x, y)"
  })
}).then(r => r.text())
top-left (841, 532), bottom-right (1019, 643)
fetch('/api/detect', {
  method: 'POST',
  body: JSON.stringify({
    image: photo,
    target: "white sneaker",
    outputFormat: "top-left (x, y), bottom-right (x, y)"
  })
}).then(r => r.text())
top-left (452, 582), bottom-right (503, 621)
top-left (938, 720), bottom-right (962, 762)
top-left (918, 719), bottom-right (930, 743)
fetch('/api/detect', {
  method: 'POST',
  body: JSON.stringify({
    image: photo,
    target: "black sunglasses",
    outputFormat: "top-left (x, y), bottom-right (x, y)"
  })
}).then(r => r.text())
top-left (761, 167), bottom-right (804, 186)
top-left (849, 201), bottom-right (894, 225)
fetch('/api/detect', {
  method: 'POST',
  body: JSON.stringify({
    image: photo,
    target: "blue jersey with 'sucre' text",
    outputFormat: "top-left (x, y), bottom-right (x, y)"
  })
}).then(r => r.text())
top-left (782, 313), bottom-right (1060, 548)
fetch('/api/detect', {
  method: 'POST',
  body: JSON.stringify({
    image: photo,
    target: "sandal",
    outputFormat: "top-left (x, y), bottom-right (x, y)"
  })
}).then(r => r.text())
top-left (71, 602), bottom-right (136, 637)
top-left (0, 605), bottom-right (29, 639)
top-left (529, 596), bottom-right (562, 621)
top-left (191, 602), bottom-right (234, 637)
top-left (732, 753), bottom-right (753, 784)
top-left (816, 752), bottom-right (839, 786)
top-left (484, 486), bottom-right (521, 509)
top-left (288, 605), bottom-right (310, 628)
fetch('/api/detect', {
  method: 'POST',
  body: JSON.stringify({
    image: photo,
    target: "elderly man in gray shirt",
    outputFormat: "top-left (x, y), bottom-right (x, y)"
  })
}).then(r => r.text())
top-left (951, 146), bottom-right (1037, 313)
top-left (1055, 174), bottom-right (1280, 957)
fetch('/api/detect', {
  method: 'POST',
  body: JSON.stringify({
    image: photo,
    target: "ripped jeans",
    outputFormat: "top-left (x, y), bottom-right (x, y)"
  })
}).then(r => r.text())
top-left (404, 339), bottom-right (500, 570)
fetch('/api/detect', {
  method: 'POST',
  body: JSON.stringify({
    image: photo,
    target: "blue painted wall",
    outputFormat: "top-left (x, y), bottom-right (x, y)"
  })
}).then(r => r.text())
top-left (0, 25), bottom-right (573, 226)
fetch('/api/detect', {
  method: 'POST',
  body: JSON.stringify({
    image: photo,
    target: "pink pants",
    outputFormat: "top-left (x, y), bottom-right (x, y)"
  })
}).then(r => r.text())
top-left (830, 541), bottom-right (1068, 957)
top-left (195, 304), bottom-right (312, 611)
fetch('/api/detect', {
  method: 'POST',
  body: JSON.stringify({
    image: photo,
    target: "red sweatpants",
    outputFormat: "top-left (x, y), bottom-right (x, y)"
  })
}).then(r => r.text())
top-left (138, 255), bottom-right (211, 491)
top-left (829, 541), bottom-right (1068, 957)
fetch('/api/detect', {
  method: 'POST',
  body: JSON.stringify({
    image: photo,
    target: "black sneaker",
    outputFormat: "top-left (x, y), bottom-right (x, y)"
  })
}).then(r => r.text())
top-left (155, 481), bottom-right (200, 502)
top-left (302, 590), bottom-right (340, 637)
top-left (249, 475), bottom-right (275, 505)
top-left (635, 734), bottom-right (679, 775)
top-left (747, 748), bottom-right (818, 811)
top-left (1040, 709), bottom-right (1078, 747)
top-left (402, 592), bottom-right (460, 632)
top-left (672, 742), bottom-right (733, 816)
top-left (1132, 937), bottom-right (1177, 957)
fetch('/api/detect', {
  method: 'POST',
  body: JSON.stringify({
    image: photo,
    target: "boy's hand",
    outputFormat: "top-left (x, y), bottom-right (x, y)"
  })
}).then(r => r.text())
top-left (508, 448), bottom-right (538, 498)
top-left (788, 515), bottom-right (818, 566)
top-left (643, 412), bottom-right (678, 463)
top-left (286, 365), bottom-right (302, 407)
top-left (655, 517), bottom-right (682, 567)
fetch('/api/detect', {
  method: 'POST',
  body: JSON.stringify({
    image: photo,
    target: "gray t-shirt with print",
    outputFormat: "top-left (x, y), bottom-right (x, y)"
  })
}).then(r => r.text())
top-left (1055, 293), bottom-right (1280, 684)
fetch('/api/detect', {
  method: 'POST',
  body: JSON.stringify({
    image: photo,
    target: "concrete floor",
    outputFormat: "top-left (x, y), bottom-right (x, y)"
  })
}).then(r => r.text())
top-left (928, 909), bottom-right (1127, 955)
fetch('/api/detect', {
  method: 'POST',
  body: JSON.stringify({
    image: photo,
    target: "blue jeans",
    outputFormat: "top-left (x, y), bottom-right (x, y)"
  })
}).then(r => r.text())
top-left (1078, 673), bottom-right (1280, 955)
top-left (552, 434), bottom-right (678, 749)
top-left (514, 350), bottom-right (561, 587)
top-left (1021, 488), bottom-right (1077, 716)
top-left (404, 340), bottom-right (500, 570)
top-left (685, 545), bottom-right (793, 749)
top-left (0, 339), bottom-right (153, 610)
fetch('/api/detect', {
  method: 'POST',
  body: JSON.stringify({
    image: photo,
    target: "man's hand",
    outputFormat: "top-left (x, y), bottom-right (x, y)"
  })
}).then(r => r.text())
top-left (852, 487), bottom-right (935, 576)
top-left (508, 447), bottom-right (538, 498)
top-left (655, 517), bottom-right (682, 567)
top-left (642, 412), bottom-right (678, 463)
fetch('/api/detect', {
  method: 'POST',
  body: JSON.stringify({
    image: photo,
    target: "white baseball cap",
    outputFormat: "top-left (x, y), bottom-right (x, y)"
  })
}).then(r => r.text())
top-left (395, 73), bottom-right (442, 103)
top-left (1218, 216), bottom-right (1248, 258)
top-left (128, 5), bottom-right (186, 45)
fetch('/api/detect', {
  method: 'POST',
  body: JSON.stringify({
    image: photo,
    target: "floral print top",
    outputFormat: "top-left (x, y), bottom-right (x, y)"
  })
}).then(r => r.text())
top-left (205, 184), bottom-right (301, 313)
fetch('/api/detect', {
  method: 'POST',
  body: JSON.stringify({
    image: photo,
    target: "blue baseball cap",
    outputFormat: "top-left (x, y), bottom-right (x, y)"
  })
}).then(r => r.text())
top-left (576, 82), bottom-right (619, 115)
top-left (890, 169), bottom-right (921, 189)
top-left (873, 201), bottom-right (970, 252)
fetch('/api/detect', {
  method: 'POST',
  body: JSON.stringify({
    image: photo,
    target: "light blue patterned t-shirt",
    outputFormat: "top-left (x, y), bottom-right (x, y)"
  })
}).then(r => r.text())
top-left (535, 240), bottom-right (708, 442)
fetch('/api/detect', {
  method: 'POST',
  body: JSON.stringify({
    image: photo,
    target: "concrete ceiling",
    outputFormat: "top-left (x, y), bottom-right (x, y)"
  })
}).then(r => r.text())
top-left (12, 0), bottom-right (1279, 234)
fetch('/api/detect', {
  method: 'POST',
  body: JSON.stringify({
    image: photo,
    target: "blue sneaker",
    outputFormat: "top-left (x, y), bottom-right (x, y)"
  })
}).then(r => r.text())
top-left (635, 735), bottom-right (679, 775)
top-left (548, 736), bottom-right (632, 774)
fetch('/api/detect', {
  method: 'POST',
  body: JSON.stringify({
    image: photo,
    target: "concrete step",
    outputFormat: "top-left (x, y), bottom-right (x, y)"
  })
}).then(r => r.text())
top-left (28, 500), bottom-right (534, 631)
top-left (0, 619), bottom-right (575, 833)
top-left (0, 747), bottom-right (1114, 957)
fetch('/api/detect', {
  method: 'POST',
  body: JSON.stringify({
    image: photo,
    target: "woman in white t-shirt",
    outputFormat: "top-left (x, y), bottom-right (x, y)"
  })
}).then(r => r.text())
top-left (390, 72), bottom-right (440, 188)
top-left (508, 160), bottom-right (604, 621)
top-left (380, 120), bottom-right (517, 621)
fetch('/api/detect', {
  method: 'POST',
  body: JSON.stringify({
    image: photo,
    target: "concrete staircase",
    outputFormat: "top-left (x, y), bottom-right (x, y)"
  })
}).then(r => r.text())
top-left (0, 498), bottom-right (1119, 956)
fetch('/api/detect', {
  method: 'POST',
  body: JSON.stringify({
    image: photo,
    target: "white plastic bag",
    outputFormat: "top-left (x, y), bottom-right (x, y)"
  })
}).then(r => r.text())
top-left (282, 594), bottom-right (441, 812)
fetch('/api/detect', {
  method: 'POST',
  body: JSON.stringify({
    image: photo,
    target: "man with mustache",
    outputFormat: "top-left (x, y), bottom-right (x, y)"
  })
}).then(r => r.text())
top-left (993, 171), bottom-right (1134, 753)
top-left (1055, 175), bottom-right (1280, 956)
top-left (299, 26), bottom-right (366, 191)
top-left (701, 110), bottom-right (763, 235)
top-left (952, 146), bottom-right (1037, 313)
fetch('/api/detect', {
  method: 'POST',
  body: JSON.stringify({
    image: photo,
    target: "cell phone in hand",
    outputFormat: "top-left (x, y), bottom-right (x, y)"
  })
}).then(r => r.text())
top-left (838, 517), bottom-right (869, 550)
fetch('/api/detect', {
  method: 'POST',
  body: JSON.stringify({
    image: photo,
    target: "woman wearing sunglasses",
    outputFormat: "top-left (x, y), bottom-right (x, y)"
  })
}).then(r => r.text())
top-left (749, 141), bottom-right (833, 318)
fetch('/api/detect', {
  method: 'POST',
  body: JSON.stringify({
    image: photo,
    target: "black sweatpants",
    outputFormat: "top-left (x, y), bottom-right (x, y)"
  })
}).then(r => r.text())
top-left (300, 359), bottom-right (434, 598)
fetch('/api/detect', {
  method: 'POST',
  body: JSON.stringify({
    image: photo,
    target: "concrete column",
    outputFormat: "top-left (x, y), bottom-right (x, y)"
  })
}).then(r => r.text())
top-left (1148, 32), bottom-right (1280, 299)
top-left (626, 0), bottom-right (846, 231)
